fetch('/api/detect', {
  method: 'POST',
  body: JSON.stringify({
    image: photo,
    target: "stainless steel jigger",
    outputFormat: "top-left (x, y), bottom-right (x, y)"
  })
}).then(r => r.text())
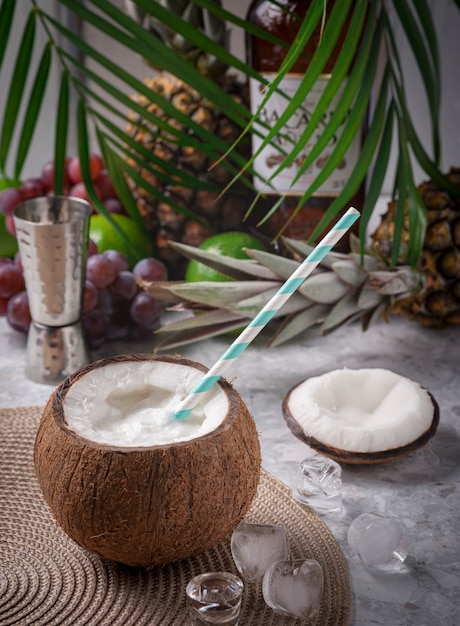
top-left (13, 196), bottom-right (92, 384)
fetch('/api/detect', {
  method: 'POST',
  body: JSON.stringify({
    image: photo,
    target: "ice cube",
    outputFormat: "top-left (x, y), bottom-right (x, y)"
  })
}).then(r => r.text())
top-left (186, 572), bottom-right (243, 625)
top-left (293, 455), bottom-right (342, 512)
top-left (230, 522), bottom-right (290, 581)
top-left (262, 559), bottom-right (324, 619)
top-left (347, 512), bottom-right (411, 573)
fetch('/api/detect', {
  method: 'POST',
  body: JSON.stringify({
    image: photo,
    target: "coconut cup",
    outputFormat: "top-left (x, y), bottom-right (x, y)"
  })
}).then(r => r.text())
top-left (34, 354), bottom-right (261, 567)
top-left (282, 368), bottom-right (440, 465)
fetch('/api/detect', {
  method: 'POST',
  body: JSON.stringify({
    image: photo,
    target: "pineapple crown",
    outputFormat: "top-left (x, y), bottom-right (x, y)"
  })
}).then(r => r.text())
top-left (140, 234), bottom-right (427, 352)
top-left (125, 0), bottom-right (229, 78)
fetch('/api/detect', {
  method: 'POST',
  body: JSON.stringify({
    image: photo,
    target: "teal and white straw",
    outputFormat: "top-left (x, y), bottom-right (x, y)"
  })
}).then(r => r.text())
top-left (175, 207), bottom-right (360, 420)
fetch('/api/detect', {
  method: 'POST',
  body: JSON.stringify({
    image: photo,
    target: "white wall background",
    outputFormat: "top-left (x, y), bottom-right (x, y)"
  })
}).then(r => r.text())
top-left (1, 0), bottom-right (459, 193)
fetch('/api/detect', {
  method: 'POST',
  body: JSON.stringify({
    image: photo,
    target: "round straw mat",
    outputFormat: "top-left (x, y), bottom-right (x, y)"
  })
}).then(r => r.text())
top-left (0, 406), bottom-right (351, 626)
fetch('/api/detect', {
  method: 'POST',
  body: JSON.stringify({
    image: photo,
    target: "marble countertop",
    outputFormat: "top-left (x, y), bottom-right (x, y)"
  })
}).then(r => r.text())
top-left (1, 314), bottom-right (459, 625)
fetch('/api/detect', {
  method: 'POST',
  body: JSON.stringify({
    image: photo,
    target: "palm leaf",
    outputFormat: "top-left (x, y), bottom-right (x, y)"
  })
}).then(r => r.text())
top-left (0, 12), bottom-right (36, 174)
top-left (261, 0), bottom-right (370, 184)
top-left (14, 42), bottom-right (52, 178)
top-left (0, 0), bottom-right (15, 69)
top-left (0, 0), bottom-right (458, 270)
top-left (53, 71), bottom-right (70, 195)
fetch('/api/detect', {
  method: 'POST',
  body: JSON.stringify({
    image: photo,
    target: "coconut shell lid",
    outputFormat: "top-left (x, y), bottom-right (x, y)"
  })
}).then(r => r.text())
top-left (283, 371), bottom-right (440, 465)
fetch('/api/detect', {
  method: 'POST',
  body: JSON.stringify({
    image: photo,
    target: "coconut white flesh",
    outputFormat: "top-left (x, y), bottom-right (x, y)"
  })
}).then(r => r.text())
top-left (64, 360), bottom-right (229, 447)
top-left (287, 368), bottom-right (434, 453)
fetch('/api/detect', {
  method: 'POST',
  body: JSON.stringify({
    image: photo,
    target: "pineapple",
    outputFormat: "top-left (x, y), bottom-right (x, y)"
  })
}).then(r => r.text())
top-left (124, 1), bottom-right (256, 279)
top-left (371, 167), bottom-right (460, 326)
top-left (139, 168), bottom-right (460, 350)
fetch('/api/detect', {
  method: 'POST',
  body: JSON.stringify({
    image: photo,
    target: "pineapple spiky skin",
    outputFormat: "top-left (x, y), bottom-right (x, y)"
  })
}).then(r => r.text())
top-left (372, 167), bottom-right (460, 327)
top-left (138, 168), bottom-right (460, 351)
top-left (126, 72), bottom-right (256, 279)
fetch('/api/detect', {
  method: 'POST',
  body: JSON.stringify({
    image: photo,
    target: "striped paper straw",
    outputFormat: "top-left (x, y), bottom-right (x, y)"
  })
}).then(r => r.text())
top-left (175, 206), bottom-right (360, 420)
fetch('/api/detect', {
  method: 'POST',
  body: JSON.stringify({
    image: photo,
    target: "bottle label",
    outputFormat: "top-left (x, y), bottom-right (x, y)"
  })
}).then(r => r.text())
top-left (249, 73), bottom-right (361, 195)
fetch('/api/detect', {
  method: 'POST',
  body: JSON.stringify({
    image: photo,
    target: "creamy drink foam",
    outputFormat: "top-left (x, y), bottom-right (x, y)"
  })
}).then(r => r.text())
top-left (64, 360), bottom-right (228, 446)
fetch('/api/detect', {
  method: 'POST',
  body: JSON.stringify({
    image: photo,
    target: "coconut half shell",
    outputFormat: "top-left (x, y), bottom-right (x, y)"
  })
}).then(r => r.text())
top-left (282, 368), bottom-right (440, 465)
top-left (34, 354), bottom-right (261, 567)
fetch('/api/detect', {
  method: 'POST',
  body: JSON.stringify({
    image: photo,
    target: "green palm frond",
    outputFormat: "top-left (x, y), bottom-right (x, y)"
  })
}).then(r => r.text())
top-left (0, 0), bottom-right (459, 265)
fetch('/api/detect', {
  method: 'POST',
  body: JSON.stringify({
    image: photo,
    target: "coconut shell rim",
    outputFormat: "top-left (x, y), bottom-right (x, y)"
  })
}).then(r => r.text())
top-left (282, 378), bottom-right (440, 465)
top-left (51, 353), bottom-right (237, 452)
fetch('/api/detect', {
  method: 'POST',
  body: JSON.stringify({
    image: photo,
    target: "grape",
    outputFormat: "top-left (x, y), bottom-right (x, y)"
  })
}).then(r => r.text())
top-left (20, 177), bottom-right (46, 200)
top-left (103, 197), bottom-right (125, 215)
top-left (69, 182), bottom-right (98, 205)
top-left (0, 187), bottom-right (22, 216)
top-left (97, 288), bottom-right (114, 315)
top-left (132, 325), bottom-right (159, 340)
top-left (5, 214), bottom-right (16, 236)
top-left (102, 249), bottom-right (129, 273)
top-left (82, 279), bottom-right (98, 313)
top-left (0, 258), bottom-right (13, 267)
top-left (133, 257), bottom-right (168, 282)
top-left (67, 154), bottom-right (103, 185)
top-left (67, 157), bottom-right (83, 184)
top-left (87, 239), bottom-right (98, 257)
top-left (0, 264), bottom-right (25, 298)
top-left (41, 159), bottom-right (71, 191)
top-left (82, 308), bottom-right (109, 348)
top-left (106, 322), bottom-right (130, 341)
top-left (130, 292), bottom-right (163, 328)
top-left (95, 169), bottom-right (117, 198)
top-left (6, 291), bottom-right (31, 333)
top-left (86, 253), bottom-right (117, 288)
top-left (40, 160), bottom-right (55, 190)
top-left (0, 297), bottom-right (8, 316)
top-left (110, 270), bottom-right (137, 300)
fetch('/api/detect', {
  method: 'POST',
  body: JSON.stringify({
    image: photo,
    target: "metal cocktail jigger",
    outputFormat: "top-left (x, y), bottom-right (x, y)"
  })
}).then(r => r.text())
top-left (13, 196), bottom-right (92, 384)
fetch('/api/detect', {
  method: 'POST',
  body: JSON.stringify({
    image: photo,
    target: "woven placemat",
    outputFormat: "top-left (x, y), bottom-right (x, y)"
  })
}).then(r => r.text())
top-left (0, 406), bottom-right (351, 626)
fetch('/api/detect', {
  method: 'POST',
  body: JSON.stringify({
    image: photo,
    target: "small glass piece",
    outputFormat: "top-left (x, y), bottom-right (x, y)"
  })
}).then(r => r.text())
top-left (186, 572), bottom-right (244, 625)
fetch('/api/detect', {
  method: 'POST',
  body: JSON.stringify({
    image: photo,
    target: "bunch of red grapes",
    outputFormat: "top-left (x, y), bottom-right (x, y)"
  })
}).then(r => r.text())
top-left (0, 248), bottom-right (168, 350)
top-left (0, 153), bottom-right (127, 237)
top-left (0, 154), bottom-right (168, 349)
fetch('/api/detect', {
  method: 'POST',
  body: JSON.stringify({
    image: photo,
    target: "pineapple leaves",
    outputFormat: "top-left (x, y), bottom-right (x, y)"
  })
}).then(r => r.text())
top-left (162, 281), bottom-right (283, 308)
top-left (169, 241), bottom-right (280, 280)
top-left (320, 289), bottom-right (362, 334)
top-left (267, 305), bottom-right (329, 348)
top-left (154, 314), bottom-right (247, 351)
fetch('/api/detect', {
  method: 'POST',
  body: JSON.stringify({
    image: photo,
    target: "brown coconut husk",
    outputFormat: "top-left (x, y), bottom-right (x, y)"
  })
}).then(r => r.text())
top-left (282, 388), bottom-right (440, 465)
top-left (34, 353), bottom-right (261, 567)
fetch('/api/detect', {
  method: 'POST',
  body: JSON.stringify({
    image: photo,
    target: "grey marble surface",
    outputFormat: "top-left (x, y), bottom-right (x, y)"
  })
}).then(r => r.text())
top-left (1, 314), bottom-right (459, 625)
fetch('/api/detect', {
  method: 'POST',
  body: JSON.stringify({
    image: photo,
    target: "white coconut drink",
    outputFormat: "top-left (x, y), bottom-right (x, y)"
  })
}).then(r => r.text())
top-left (34, 354), bottom-right (261, 567)
top-left (283, 368), bottom-right (439, 464)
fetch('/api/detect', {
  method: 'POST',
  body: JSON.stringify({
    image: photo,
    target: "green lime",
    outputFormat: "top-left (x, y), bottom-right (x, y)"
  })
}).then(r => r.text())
top-left (89, 214), bottom-right (153, 269)
top-left (0, 213), bottom-right (18, 258)
top-left (185, 231), bottom-right (266, 282)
